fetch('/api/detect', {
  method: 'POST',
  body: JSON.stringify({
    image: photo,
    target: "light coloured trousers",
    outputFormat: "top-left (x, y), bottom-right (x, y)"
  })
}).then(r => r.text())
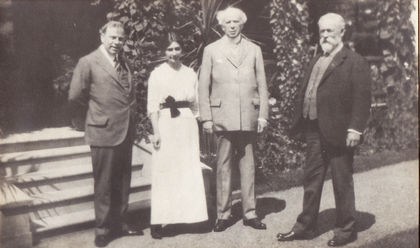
top-left (215, 131), bottom-right (257, 220)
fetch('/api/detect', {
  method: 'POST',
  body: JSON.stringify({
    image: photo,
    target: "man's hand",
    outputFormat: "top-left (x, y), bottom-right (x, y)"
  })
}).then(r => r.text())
top-left (152, 133), bottom-right (161, 150)
top-left (257, 118), bottom-right (268, 133)
top-left (346, 132), bottom-right (361, 148)
top-left (203, 121), bottom-right (214, 133)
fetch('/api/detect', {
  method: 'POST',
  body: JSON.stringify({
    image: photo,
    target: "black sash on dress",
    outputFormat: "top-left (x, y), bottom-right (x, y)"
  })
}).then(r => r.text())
top-left (160, 96), bottom-right (190, 118)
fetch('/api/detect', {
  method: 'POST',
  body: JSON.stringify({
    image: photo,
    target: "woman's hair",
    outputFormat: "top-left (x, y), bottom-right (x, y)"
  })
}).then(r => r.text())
top-left (160, 31), bottom-right (184, 51)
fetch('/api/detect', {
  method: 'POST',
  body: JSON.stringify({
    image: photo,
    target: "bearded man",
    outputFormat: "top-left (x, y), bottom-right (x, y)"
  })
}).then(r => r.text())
top-left (276, 13), bottom-right (372, 247)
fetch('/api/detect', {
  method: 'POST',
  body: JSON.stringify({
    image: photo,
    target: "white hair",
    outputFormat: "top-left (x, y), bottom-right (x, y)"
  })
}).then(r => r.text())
top-left (216, 7), bottom-right (247, 25)
top-left (99, 20), bottom-right (125, 35)
top-left (318, 13), bottom-right (345, 31)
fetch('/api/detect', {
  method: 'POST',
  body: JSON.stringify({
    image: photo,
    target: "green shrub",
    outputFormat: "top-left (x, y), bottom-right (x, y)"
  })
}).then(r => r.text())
top-left (108, 0), bottom-right (418, 177)
top-left (107, 0), bottom-right (230, 143)
top-left (256, 0), bottom-right (311, 175)
top-left (363, 0), bottom-right (418, 152)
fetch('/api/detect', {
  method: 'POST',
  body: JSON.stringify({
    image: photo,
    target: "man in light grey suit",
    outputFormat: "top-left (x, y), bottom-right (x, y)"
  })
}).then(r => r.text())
top-left (198, 7), bottom-right (269, 232)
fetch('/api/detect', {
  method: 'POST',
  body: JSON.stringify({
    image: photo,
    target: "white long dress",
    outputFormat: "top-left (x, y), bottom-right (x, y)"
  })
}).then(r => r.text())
top-left (147, 63), bottom-right (208, 224)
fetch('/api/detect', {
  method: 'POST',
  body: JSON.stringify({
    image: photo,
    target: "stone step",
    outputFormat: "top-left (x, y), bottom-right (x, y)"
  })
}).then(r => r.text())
top-left (29, 164), bottom-right (211, 235)
top-left (6, 159), bottom-right (143, 188)
top-left (23, 165), bottom-right (145, 197)
top-left (0, 141), bottom-right (151, 179)
top-left (25, 175), bottom-right (150, 213)
top-left (31, 179), bottom-right (151, 234)
top-left (6, 174), bottom-right (151, 222)
top-left (0, 145), bottom-right (90, 165)
top-left (31, 165), bottom-right (213, 235)
top-left (0, 129), bottom-right (155, 243)
top-left (0, 145), bottom-right (91, 177)
top-left (33, 194), bottom-right (151, 234)
top-left (0, 127), bottom-right (85, 153)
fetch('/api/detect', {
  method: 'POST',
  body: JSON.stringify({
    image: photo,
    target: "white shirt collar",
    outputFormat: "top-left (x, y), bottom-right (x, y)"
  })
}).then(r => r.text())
top-left (324, 42), bottom-right (343, 58)
top-left (99, 45), bottom-right (116, 67)
top-left (221, 35), bottom-right (243, 46)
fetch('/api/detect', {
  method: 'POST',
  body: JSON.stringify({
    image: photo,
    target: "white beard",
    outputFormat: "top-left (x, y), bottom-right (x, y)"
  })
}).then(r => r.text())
top-left (320, 42), bottom-right (334, 54)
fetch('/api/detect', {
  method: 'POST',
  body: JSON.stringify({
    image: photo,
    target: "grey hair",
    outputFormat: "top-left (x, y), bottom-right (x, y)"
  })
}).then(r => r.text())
top-left (99, 21), bottom-right (125, 35)
top-left (318, 13), bottom-right (346, 31)
top-left (216, 7), bottom-right (247, 25)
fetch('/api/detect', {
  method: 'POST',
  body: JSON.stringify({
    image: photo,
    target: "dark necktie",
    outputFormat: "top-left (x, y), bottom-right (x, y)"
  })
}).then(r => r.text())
top-left (114, 55), bottom-right (129, 90)
top-left (114, 55), bottom-right (122, 74)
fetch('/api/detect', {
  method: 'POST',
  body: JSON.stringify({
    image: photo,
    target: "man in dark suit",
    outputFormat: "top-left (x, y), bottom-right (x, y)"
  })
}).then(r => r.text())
top-left (68, 21), bottom-right (139, 247)
top-left (277, 13), bottom-right (371, 247)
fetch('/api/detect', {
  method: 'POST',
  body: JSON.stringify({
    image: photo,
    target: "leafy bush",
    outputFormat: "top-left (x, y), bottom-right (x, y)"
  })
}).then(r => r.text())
top-left (107, 0), bottom-right (171, 141)
top-left (108, 0), bottom-right (418, 177)
top-left (363, 0), bottom-right (418, 152)
top-left (266, 0), bottom-right (418, 174)
top-left (256, 0), bottom-right (311, 175)
top-left (107, 0), bottom-right (230, 142)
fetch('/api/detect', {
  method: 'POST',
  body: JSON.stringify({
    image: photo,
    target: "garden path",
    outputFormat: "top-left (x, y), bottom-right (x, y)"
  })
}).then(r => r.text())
top-left (35, 160), bottom-right (418, 248)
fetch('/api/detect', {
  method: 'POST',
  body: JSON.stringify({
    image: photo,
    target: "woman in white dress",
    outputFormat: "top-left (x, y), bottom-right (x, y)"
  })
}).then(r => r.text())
top-left (147, 33), bottom-right (208, 239)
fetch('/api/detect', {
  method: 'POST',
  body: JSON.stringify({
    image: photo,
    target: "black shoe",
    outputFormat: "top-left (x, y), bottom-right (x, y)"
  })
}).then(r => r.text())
top-left (94, 235), bottom-right (110, 247)
top-left (327, 233), bottom-right (357, 247)
top-left (277, 231), bottom-right (314, 241)
top-left (243, 218), bottom-right (267, 230)
top-left (151, 225), bottom-right (163, 239)
top-left (118, 228), bottom-right (142, 236)
top-left (213, 219), bottom-right (231, 232)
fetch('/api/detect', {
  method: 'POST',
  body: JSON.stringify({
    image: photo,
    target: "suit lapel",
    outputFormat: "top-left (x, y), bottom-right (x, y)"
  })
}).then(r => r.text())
top-left (222, 45), bottom-right (239, 68)
top-left (221, 36), bottom-right (248, 68)
top-left (235, 38), bottom-right (248, 68)
top-left (94, 49), bottom-right (120, 83)
top-left (94, 49), bottom-right (132, 91)
top-left (318, 48), bottom-right (347, 86)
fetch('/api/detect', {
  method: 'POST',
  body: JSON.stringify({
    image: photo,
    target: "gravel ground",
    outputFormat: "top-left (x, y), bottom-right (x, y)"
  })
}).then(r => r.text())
top-left (35, 160), bottom-right (419, 248)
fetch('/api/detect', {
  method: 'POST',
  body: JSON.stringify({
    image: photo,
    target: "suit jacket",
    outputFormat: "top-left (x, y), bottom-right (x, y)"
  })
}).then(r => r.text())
top-left (198, 36), bottom-right (269, 132)
top-left (68, 48), bottom-right (136, 147)
top-left (291, 47), bottom-right (372, 147)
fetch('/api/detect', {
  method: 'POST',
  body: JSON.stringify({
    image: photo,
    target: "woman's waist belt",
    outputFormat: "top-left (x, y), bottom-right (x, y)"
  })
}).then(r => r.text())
top-left (160, 96), bottom-right (190, 118)
top-left (160, 101), bottom-right (190, 109)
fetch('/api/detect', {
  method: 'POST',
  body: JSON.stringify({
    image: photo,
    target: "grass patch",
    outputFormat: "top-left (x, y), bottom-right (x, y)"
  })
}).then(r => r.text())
top-left (256, 148), bottom-right (418, 194)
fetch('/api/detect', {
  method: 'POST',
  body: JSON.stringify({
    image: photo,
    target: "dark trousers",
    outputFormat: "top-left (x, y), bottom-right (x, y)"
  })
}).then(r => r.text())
top-left (215, 131), bottom-right (257, 220)
top-left (293, 120), bottom-right (356, 239)
top-left (90, 134), bottom-right (133, 236)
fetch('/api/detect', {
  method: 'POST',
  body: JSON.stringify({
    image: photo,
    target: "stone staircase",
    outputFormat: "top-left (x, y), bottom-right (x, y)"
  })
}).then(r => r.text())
top-left (0, 127), bottom-right (153, 236)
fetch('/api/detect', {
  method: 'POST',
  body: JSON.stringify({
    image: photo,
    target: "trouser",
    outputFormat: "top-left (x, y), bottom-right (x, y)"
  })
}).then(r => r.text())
top-left (215, 131), bottom-right (257, 220)
top-left (293, 120), bottom-right (356, 239)
top-left (90, 134), bottom-right (133, 236)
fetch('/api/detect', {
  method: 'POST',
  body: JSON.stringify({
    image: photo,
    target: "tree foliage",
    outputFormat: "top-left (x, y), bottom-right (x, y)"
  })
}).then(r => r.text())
top-left (363, 0), bottom-right (418, 152)
top-left (107, 0), bottom-right (172, 141)
top-left (107, 0), bottom-right (417, 175)
top-left (107, 0), bottom-right (231, 142)
top-left (256, 0), bottom-right (311, 174)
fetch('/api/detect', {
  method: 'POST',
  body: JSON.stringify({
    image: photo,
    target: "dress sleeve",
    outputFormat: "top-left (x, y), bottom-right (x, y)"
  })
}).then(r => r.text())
top-left (191, 72), bottom-right (200, 118)
top-left (147, 70), bottom-right (160, 116)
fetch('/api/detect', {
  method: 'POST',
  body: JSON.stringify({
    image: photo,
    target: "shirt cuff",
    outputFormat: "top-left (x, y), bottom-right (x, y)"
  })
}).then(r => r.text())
top-left (347, 129), bottom-right (362, 135)
top-left (258, 118), bottom-right (267, 123)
